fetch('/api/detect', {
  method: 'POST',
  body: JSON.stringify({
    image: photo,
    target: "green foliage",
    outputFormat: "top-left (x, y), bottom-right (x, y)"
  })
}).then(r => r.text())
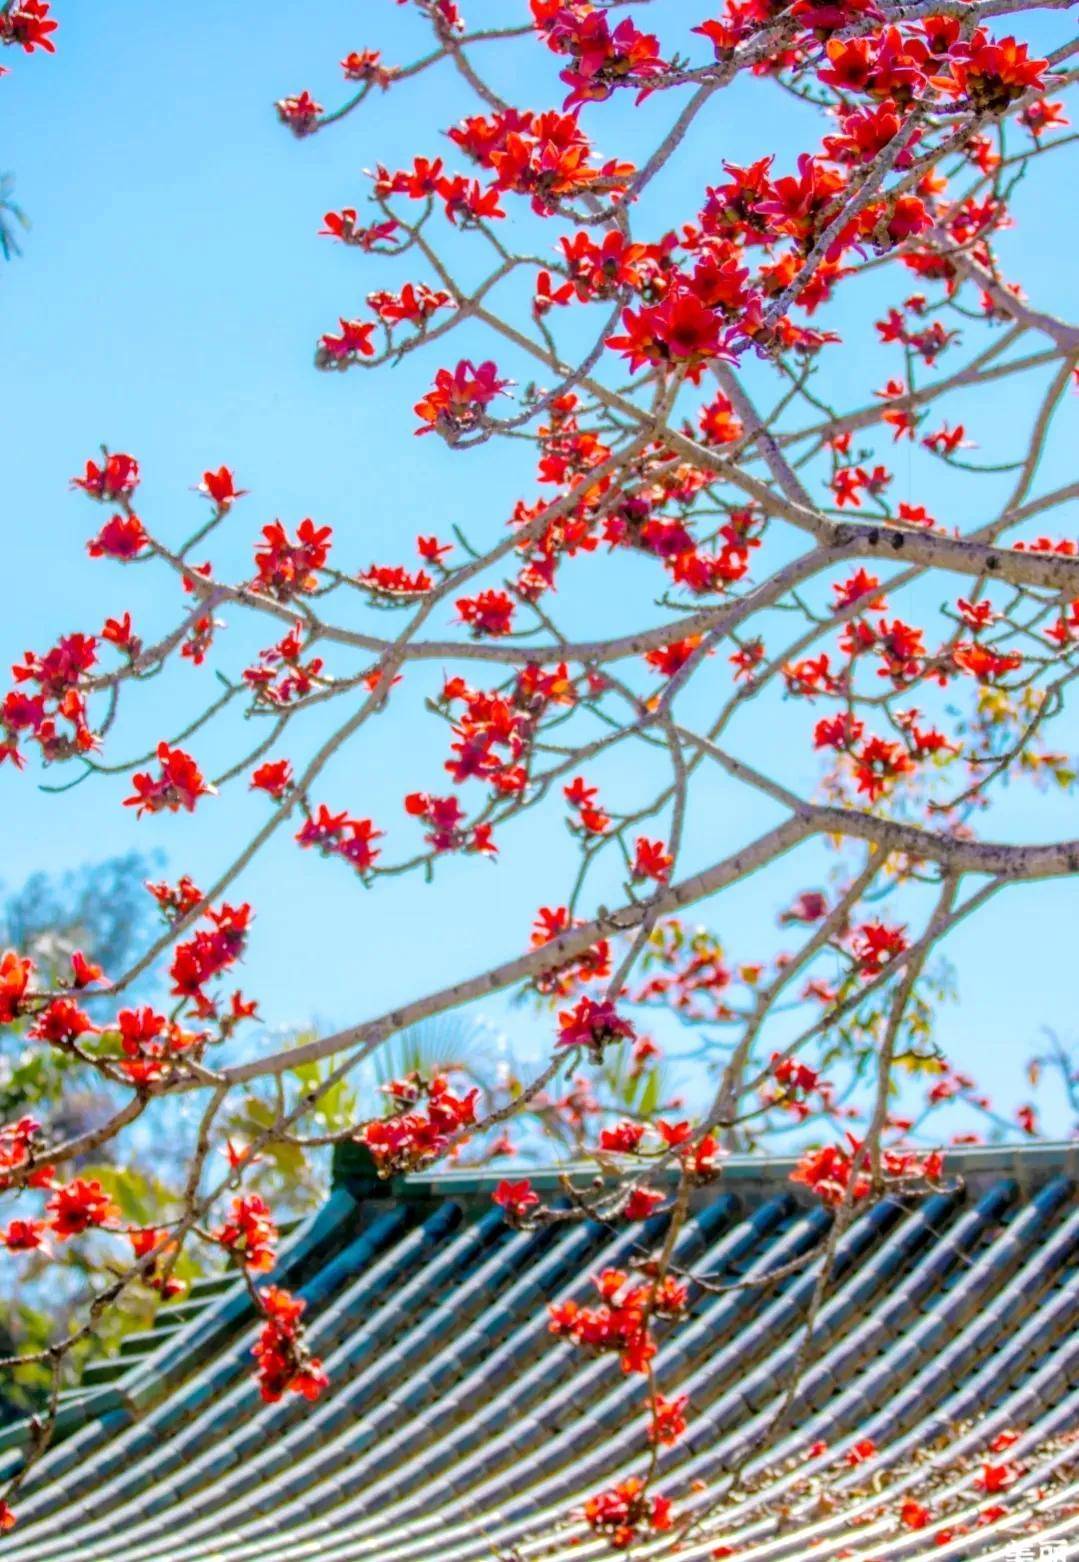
top-left (0, 174), bottom-right (28, 263)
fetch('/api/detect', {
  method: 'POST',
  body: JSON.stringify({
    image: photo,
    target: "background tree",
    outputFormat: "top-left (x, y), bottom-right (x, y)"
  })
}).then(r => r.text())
top-left (1, 0), bottom-right (1077, 1547)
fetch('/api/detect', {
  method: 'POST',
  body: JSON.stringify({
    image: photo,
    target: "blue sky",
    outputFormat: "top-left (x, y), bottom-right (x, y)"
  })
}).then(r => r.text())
top-left (2, 1), bottom-right (1077, 1139)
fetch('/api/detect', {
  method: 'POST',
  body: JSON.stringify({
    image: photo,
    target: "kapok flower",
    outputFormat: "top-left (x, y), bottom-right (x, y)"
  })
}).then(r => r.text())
top-left (252, 1286), bottom-right (328, 1403)
top-left (0, 951), bottom-right (33, 1025)
top-left (582, 1477), bottom-right (673, 1549)
top-left (197, 466), bottom-right (247, 507)
top-left (276, 90), bottom-right (322, 135)
top-left (47, 1178), bottom-right (117, 1239)
top-left (71, 451), bottom-right (140, 500)
top-left (253, 519), bottom-right (332, 598)
top-left (414, 360), bottom-right (508, 438)
top-left (647, 1392), bottom-right (689, 1445)
top-left (250, 759), bottom-right (293, 800)
top-left (632, 837), bottom-right (673, 884)
top-left (557, 997), bottom-right (636, 1062)
top-left (2, 1218), bottom-right (46, 1250)
top-left (318, 317), bottom-right (377, 365)
top-left (492, 1179), bottom-right (539, 1220)
top-left (125, 742), bottom-right (215, 817)
top-left (362, 1073), bottom-right (479, 1174)
top-left (0, 0), bottom-right (57, 53)
top-left (87, 513), bottom-right (148, 561)
top-left (212, 1194), bottom-right (278, 1271)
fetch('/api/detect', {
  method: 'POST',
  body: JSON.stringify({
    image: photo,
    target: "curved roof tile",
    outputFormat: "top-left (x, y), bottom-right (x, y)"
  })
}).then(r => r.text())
top-left (2, 1143), bottom-right (1076, 1562)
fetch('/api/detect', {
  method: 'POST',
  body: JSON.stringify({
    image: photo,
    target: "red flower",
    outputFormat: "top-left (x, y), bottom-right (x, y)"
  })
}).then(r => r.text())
top-left (28, 997), bottom-right (97, 1046)
top-left (415, 360), bottom-right (509, 438)
top-left (318, 317), bottom-right (377, 364)
top-left (296, 805), bottom-right (383, 874)
top-left (487, 109), bottom-right (635, 214)
top-left (102, 612), bottom-right (141, 659)
top-left (197, 466), bottom-right (247, 507)
top-left (362, 1074), bottom-right (479, 1174)
top-left (417, 535), bottom-right (453, 566)
top-left (0, 0), bottom-right (56, 52)
top-left (252, 1286), bottom-right (328, 1403)
top-left (457, 589), bottom-right (516, 638)
top-left (923, 422), bottom-right (972, 455)
top-left (71, 451), bottom-right (139, 500)
top-left (974, 1460), bottom-right (1018, 1493)
top-left (935, 32), bottom-right (1045, 109)
top-left (852, 735), bottom-right (915, 802)
top-left (582, 1477), bottom-right (673, 1549)
top-left (368, 283), bottom-right (454, 326)
top-left (792, 1141), bottom-right (871, 1206)
top-left (624, 1187), bottom-right (665, 1220)
top-left (607, 291), bottom-right (731, 375)
top-left (87, 513), bottom-right (148, 561)
top-left (632, 837), bottom-right (673, 884)
top-left (781, 890), bottom-right (829, 924)
top-left (0, 1500), bottom-right (14, 1532)
top-left (276, 90), bottom-right (322, 135)
top-left (533, 269), bottom-right (574, 315)
top-left (250, 759), bottom-right (293, 799)
top-left (645, 638), bottom-right (703, 679)
top-left (648, 1392), bottom-right (689, 1445)
top-left (125, 742), bottom-right (215, 817)
top-left (953, 642), bottom-right (1022, 683)
top-left (0, 950), bottom-right (32, 1024)
top-left (771, 1053), bottom-right (820, 1095)
top-left (851, 918), bottom-right (907, 975)
top-left (956, 597), bottom-right (997, 631)
top-left (1, 1218), bottom-right (46, 1250)
top-left (320, 210), bottom-right (399, 249)
top-left (340, 49), bottom-right (395, 87)
top-left (599, 1121), bottom-right (647, 1154)
top-left (492, 1179), bottom-right (539, 1219)
top-left (47, 1178), bottom-right (117, 1239)
top-left (254, 519), bottom-right (332, 598)
top-left (147, 874), bottom-right (203, 920)
top-left (844, 1437), bottom-right (877, 1466)
top-left (357, 563), bottom-right (433, 600)
top-left (557, 997), bottom-right (636, 1061)
top-left (70, 950), bottom-right (105, 988)
top-left (213, 1194), bottom-right (278, 1271)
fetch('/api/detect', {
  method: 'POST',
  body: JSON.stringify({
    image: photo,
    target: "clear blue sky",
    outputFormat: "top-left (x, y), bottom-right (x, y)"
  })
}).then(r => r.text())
top-left (2, 1), bottom-right (1077, 1138)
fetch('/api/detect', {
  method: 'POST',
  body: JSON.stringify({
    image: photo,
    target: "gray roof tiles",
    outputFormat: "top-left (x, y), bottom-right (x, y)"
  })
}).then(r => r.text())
top-left (1, 1144), bottom-right (1076, 1561)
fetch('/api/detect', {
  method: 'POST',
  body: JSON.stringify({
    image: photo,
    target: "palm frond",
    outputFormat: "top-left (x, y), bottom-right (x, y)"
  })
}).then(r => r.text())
top-left (0, 173), bottom-right (29, 262)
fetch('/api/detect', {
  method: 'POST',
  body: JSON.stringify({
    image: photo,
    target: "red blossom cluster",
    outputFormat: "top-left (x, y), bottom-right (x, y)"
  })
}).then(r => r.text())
top-left (361, 1073), bottom-right (479, 1175)
top-left (549, 1265), bottom-right (688, 1374)
top-left (251, 1286), bottom-right (328, 1403)
top-left (0, 1114), bottom-right (51, 1194)
top-left (581, 1476), bottom-right (673, 1550)
top-left (253, 519), bottom-right (332, 599)
top-left (212, 1194), bottom-right (279, 1272)
top-left (169, 899), bottom-right (254, 1019)
top-left (404, 791), bottom-right (496, 856)
top-left (125, 742), bottom-right (215, 817)
top-left (529, 904), bottom-right (611, 997)
top-left (791, 1134), bottom-right (943, 1204)
top-left (0, 0), bottom-right (1073, 1537)
top-left (295, 805), bottom-right (383, 876)
top-left (533, 2), bottom-right (668, 109)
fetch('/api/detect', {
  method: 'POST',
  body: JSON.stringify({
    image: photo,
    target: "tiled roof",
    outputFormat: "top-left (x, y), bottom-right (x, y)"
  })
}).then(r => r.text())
top-left (1, 1143), bottom-right (1076, 1561)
